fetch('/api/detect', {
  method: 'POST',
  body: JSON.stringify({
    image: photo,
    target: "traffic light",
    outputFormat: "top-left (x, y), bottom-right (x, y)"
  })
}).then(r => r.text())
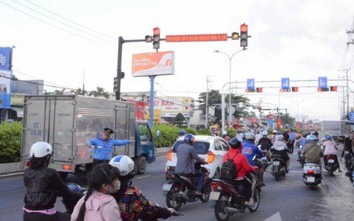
top-left (280, 88), bottom-right (291, 92)
top-left (330, 86), bottom-right (337, 91)
top-left (231, 32), bottom-right (239, 40)
top-left (317, 87), bottom-right (329, 92)
top-left (256, 87), bottom-right (263, 93)
top-left (291, 87), bottom-right (299, 92)
top-left (240, 23), bottom-right (248, 48)
top-left (153, 27), bottom-right (160, 50)
top-left (145, 35), bottom-right (152, 42)
top-left (245, 89), bottom-right (255, 93)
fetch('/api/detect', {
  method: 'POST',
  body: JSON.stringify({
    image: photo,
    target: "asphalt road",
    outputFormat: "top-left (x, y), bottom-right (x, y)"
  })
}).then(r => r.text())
top-left (1, 149), bottom-right (354, 221)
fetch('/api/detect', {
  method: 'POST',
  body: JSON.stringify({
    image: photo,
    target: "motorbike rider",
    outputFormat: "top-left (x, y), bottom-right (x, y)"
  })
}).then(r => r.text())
top-left (270, 135), bottom-right (290, 173)
top-left (257, 131), bottom-right (272, 161)
top-left (323, 135), bottom-right (342, 172)
top-left (297, 132), bottom-right (309, 161)
top-left (341, 134), bottom-right (354, 159)
top-left (109, 155), bottom-right (176, 221)
top-left (175, 133), bottom-right (207, 196)
top-left (71, 163), bottom-right (122, 221)
top-left (178, 129), bottom-right (185, 138)
top-left (242, 132), bottom-right (265, 186)
top-left (302, 135), bottom-right (324, 165)
top-left (223, 138), bottom-right (258, 206)
top-left (23, 142), bottom-right (82, 221)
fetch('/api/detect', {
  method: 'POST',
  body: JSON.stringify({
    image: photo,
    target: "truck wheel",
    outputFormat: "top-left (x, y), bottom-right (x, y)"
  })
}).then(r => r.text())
top-left (137, 156), bottom-right (147, 174)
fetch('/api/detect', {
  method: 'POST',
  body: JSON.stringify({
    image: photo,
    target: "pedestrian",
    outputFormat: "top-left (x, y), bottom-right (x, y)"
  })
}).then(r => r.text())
top-left (87, 128), bottom-right (133, 169)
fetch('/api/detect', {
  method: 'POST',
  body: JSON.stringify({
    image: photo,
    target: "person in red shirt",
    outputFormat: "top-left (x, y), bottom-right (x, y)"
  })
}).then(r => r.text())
top-left (223, 138), bottom-right (258, 206)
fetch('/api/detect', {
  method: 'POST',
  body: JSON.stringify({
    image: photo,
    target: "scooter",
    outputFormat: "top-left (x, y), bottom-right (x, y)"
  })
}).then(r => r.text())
top-left (297, 146), bottom-right (305, 167)
top-left (208, 173), bottom-right (260, 221)
top-left (324, 154), bottom-right (339, 175)
top-left (163, 162), bottom-right (211, 211)
top-left (302, 163), bottom-right (322, 190)
top-left (343, 151), bottom-right (353, 171)
top-left (270, 154), bottom-right (286, 181)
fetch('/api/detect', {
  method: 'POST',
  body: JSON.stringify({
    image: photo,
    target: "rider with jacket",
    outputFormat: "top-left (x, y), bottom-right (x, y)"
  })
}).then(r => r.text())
top-left (175, 133), bottom-right (206, 196)
top-left (242, 132), bottom-right (265, 186)
top-left (302, 135), bottom-right (324, 164)
top-left (270, 135), bottom-right (290, 173)
top-left (323, 135), bottom-right (342, 172)
top-left (223, 138), bottom-right (258, 206)
top-left (109, 155), bottom-right (176, 221)
top-left (23, 142), bottom-right (82, 221)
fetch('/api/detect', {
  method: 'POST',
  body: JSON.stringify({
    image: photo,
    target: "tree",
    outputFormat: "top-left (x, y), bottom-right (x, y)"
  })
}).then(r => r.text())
top-left (72, 87), bottom-right (88, 96)
top-left (174, 113), bottom-right (187, 127)
top-left (89, 87), bottom-right (109, 98)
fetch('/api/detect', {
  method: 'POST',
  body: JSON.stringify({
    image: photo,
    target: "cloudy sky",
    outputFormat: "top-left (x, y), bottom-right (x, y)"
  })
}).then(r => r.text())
top-left (1, 0), bottom-right (354, 121)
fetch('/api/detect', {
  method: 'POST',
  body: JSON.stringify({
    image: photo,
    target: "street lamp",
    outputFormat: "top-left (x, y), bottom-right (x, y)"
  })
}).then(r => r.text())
top-left (214, 49), bottom-right (246, 129)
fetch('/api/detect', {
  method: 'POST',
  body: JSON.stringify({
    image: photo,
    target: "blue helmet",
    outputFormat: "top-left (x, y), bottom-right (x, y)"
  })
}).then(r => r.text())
top-left (306, 134), bottom-right (318, 142)
top-left (179, 129), bottom-right (185, 136)
top-left (184, 133), bottom-right (195, 144)
top-left (326, 134), bottom-right (332, 140)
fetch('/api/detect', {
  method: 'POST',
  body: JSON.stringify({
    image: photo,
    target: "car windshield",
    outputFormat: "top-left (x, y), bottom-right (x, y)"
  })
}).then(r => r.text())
top-left (173, 141), bottom-right (210, 154)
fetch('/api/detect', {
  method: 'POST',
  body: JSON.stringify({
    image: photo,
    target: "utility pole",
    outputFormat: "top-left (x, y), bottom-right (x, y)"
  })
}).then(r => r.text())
top-left (205, 76), bottom-right (211, 128)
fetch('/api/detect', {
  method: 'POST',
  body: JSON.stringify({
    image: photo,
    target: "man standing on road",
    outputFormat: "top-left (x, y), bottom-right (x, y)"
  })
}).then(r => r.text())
top-left (87, 127), bottom-right (133, 169)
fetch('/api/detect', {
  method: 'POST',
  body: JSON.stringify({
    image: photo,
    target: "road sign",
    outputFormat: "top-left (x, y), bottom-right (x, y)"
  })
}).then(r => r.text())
top-left (281, 78), bottom-right (290, 89)
top-left (318, 77), bottom-right (327, 88)
top-left (247, 78), bottom-right (255, 90)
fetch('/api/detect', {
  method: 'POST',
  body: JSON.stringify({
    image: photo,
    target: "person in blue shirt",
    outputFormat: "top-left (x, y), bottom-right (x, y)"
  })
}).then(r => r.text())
top-left (297, 132), bottom-right (309, 161)
top-left (242, 132), bottom-right (265, 185)
top-left (87, 127), bottom-right (133, 169)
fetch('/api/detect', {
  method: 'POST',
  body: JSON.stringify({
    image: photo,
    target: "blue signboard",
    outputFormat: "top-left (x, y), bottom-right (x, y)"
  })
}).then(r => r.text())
top-left (247, 78), bottom-right (255, 90)
top-left (318, 77), bottom-right (327, 88)
top-left (0, 47), bottom-right (12, 71)
top-left (281, 78), bottom-right (290, 89)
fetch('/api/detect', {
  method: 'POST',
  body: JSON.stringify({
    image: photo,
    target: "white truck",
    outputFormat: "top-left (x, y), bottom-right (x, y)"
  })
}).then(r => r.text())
top-left (20, 95), bottom-right (156, 178)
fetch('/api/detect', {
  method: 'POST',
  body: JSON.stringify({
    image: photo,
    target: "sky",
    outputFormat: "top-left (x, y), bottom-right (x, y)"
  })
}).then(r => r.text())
top-left (1, 0), bottom-right (354, 121)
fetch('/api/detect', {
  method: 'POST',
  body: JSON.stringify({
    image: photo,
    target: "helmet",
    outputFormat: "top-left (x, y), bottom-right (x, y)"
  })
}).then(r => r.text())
top-left (302, 132), bottom-right (307, 137)
top-left (326, 134), bottom-right (332, 140)
top-left (229, 138), bottom-right (242, 149)
top-left (261, 131), bottom-right (268, 136)
top-left (275, 135), bottom-right (284, 141)
top-left (184, 133), bottom-right (195, 144)
top-left (272, 130), bottom-right (278, 134)
top-left (109, 155), bottom-right (135, 176)
top-left (306, 135), bottom-right (319, 142)
top-left (179, 129), bottom-right (185, 136)
top-left (222, 130), bottom-right (228, 136)
top-left (245, 132), bottom-right (255, 140)
top-left (30, 142), bottom-right (53, 158)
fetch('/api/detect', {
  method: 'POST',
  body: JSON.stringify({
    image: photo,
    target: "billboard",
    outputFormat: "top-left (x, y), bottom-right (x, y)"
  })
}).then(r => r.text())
top-left (131, 51), bottom-right (175, 77)
top-left (0, 47), bottom-right (13, 108)
top-left (155, 96), bottom-right (194, 118)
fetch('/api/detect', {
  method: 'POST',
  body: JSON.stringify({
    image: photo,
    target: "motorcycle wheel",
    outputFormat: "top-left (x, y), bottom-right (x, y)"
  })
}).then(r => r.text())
top-left (214, 194), bottom-right (230, 221)
top-left (275, 174), bottom-right (281, 181)
top-left (328, 166), bottom-right (334, 176)
top-left (200, 180), bottom-right (211, 203)
top-left (249, 187), bottom-right (260, 212)
top-left (166, 183), bottom-right (184, 211)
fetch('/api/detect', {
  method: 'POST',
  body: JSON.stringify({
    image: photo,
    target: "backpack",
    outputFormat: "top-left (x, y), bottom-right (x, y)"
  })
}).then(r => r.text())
top-left (220, 153), bottom-right (239, 180)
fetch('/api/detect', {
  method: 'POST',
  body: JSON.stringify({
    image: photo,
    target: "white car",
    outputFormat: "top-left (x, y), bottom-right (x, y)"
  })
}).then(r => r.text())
top-left (165, 135), bottom-right (230, 178)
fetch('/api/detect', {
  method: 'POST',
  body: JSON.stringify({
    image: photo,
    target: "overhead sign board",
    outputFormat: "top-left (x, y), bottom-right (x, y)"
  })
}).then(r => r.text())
top-left (318, 77), bottom-right (327, 88)
top-left (247, 78), bottom-right (255, 90)
top-left (132, 51), bottom-right (175, 77)
top-left (281, 78), bottom-right (290, 89)
top-left (166, 34), bottom-right (228, 42)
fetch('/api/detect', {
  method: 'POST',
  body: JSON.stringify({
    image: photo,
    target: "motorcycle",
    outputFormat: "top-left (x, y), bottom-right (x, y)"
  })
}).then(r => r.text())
top-left (343, 151), bottom-right (353, 171)
top-left (302, 163), bottom-right (322, 190)
top-left (270, 154), bottom-right (286, 181)
top-left (163, 162), bottom-right (211, 211)
top-left (298, 146), bottom-right (305, 167)
top-left (62, 183), bottom-right (86, 214)
top-left (324, 154), bottom-right (339, 175)
top-left (209, 173), bottom-right (260, 221)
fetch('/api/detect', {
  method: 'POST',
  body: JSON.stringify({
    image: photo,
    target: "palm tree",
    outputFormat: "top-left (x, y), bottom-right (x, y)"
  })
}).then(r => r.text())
top-left (89, 87), bottom-right (109, 98)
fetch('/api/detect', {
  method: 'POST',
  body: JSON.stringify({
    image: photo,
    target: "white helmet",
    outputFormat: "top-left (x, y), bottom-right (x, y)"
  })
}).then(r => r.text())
top-left (222, 130), bottom-right (228, 136)
top-left (245, 132), bottom-right (255, 140)
top-left (275, 134), bottom-right (284, 141)
top-left (109, 155), bottom-right (135, 176)
top-left (261, 131), bottom-right (268, 136)
top-left (30, 142), bottom-right (53, 158)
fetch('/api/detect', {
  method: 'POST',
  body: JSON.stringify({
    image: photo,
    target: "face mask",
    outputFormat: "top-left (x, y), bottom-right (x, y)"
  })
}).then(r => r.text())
top-left (108, 179), bottom-right (121, 194)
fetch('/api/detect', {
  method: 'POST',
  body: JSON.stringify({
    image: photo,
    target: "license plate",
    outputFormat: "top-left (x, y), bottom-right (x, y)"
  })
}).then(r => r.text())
top-left (273, 161), bottom-right (280, 166)
top-left (307, 176), bottom-right (315, 183)
top-left (162, 183), bottom-right (172, 192)
top-left (209, 191), bottom-right (220, 200)
top-left (328, 159), bottom-right (335, 163)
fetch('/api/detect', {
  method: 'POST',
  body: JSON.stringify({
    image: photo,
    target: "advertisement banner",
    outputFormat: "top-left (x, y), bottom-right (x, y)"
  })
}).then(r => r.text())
top-left (0, 47), bottom-right (12, 71)
top-left (0, 47), bottom-right (13, 108)
top-left (132, 51), bottom-right (175, 77)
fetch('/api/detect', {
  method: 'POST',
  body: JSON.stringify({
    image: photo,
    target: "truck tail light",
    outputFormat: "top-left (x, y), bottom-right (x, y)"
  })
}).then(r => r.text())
top-left (207, 151), bottom-right (215, 163)
top-left (167, 149), bottom-right (173, 161)
top-left (63, 164), bottom-right (72, 171)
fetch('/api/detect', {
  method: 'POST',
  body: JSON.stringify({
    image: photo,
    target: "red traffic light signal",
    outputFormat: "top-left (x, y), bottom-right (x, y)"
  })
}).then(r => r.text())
top-left (330, 86), bottom-right (337, 91)
top-left (240, 23), bottom-right (248, 48)
top-left (153, 27), bottom-right (160, 50)
top-left (256, 87), bottom-right (263, 93)
top-left (291, 87), bottom-right (299, 92)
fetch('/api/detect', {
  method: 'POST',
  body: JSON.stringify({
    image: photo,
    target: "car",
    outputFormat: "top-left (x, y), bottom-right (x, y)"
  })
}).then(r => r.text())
top-left (165, 135), bottom-right (230, 179)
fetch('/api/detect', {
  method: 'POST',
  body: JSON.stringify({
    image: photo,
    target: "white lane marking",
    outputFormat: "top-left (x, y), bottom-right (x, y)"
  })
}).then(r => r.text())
top-left (264, 212), bottom-right (282, 221)
top-left (135, 175), bottom-right (151, 180)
